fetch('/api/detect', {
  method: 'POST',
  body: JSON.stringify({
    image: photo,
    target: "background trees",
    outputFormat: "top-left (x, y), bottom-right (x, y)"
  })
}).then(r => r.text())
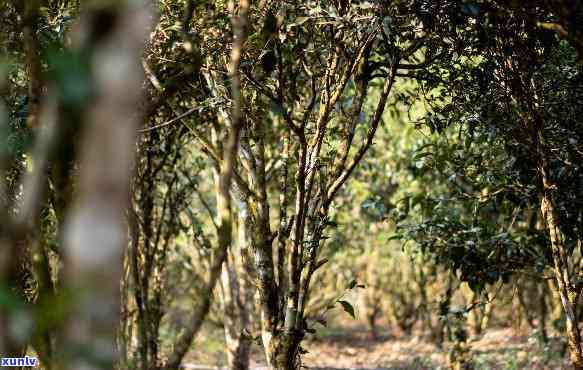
top-left (1, 1), bottom-right (582, 370)
top-left (392, 1), bottom-right (583, 367)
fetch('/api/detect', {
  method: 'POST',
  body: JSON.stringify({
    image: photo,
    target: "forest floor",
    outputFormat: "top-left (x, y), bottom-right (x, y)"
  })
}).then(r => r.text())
top-left (187, 323), bottom-right (572, 369)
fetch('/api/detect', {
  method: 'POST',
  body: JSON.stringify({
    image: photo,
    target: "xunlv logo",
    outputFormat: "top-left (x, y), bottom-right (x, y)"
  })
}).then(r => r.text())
top-left (1, 356), bottom-right (38, 367)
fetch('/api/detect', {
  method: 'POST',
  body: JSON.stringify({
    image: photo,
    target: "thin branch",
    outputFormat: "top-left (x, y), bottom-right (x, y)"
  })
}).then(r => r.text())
top-left (241, 70), bottom-right (302, 137)
top-left (397, 51), bottom-right (445, 70)
top-left (138, 106), bottom-right (200, 133)
top-left (326, 62), bottom-right (398, 207)
top-left (142, 58), bottom-right (164, 92)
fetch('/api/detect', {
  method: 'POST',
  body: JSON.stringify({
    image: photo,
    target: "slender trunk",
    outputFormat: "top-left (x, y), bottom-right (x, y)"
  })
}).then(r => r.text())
top-left (517, 285), bottom-right (536, 330)
top-left (220, 263), bottom-right (251, 370)
top-left (367, 309), bottom-right (379, 341)
top-left (417, 268), bottom-right (432, 339)
top-left (219, 219), bottom-right (251, 370)
top-left (437, 275), bottom-right (455, 349)
top-left (164, 3), bottom-right (249, 368)
top-left (481, 301), bottom-right (493, 333)
top-left (512, 289), bottom-right (524, 334)
top-left (539, 281), bottom-right (549, 344)
top-left (234, 197), bottom-right (292, 370)
top-left (468, 291), bottom-right (482, 336)
top-left (541, 190), bottom-right (583, 369)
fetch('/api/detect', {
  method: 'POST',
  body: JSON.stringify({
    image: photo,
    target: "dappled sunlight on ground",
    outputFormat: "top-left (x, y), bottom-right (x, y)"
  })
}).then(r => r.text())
top-left (189, 324), bottom-right (572, 369)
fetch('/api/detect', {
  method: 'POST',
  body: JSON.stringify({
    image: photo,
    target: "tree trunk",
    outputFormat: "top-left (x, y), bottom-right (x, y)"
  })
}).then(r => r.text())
top-left (517, 284), bottom-right (537, 331)
top-left (540, 191), bottom-right (583, 369)
top-left (367, 310), bottom-right (379, 340)
top-left (512, 290), bottom-right (524, 334)
top-left (220, 261), bottom-right (251, 370)
top-left (219, 228), bottom-right (251, 370)
top-left (539, 281), bottom-right (549, 344)
top-left (234, 197), bottom-right (295, 370)
top-left (62, 3), bottom-right (151, 368)
top-left (263, 331), bottom-right (304, 370)
top-left (468, 291), bottom-right (484, 336)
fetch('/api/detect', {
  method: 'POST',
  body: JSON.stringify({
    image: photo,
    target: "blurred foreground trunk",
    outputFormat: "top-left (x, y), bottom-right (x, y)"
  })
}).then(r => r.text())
top-left (62, 2), bottom-right (151, 369)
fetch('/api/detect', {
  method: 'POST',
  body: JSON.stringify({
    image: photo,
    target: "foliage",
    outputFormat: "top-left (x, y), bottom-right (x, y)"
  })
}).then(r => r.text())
top-left (2, 1), bottom-right (583, 369)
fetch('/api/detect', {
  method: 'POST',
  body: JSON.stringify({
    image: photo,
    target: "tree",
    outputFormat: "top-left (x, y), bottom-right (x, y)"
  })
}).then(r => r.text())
top-left (1, 1), bottom-right (152, 369)
top-left (393, 2), bottom-right (583, 367)
top-left (162, 1), bottom-right (460, 367)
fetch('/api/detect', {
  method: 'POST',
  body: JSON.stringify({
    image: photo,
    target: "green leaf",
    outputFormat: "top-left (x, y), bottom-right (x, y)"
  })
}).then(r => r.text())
top-left (338, 300), bottom-right (355, 319)
top-left (387, 234), bottom-right (402, 241)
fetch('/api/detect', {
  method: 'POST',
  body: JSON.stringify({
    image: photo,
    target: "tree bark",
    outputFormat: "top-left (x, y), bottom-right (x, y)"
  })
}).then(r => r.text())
top-left (540, 190), bottom-right (583, 369)
top-left (263, 332), bottom-right (304, 370)
top-left (220, 258), bottom-right (251, 370)
top-left (539, 281), bottom-right (549, 344)
top-left (219, 215), bottom-right (251, 370)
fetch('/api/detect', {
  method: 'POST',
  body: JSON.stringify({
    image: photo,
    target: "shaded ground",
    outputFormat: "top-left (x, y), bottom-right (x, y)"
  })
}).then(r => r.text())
top-left (188, 324), bottom-right (571, 369)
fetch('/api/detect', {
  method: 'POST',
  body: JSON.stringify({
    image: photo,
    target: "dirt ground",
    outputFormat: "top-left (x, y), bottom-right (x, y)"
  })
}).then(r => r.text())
top-left (187, 324), bottom-right (572, 369)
